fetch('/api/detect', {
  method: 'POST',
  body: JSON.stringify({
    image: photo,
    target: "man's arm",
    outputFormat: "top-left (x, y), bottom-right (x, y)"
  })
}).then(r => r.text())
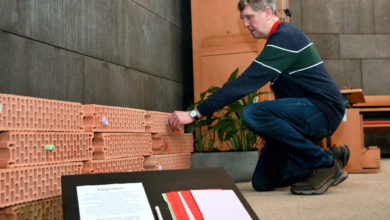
top-left (196, 61), bottom-right (280, 117)
top-left (168, 31), bottom-right (297, 130)
top-left (167, 61), bottom-right (278, 132)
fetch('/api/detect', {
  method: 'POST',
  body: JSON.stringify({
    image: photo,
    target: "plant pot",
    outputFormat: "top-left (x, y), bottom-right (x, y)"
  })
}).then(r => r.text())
top-left (190, 151), bottom-right (258, 183)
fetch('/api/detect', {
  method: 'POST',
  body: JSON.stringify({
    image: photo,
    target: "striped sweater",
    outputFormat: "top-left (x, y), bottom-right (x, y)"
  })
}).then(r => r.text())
top-left (196, 22), bottom-right (345, 132)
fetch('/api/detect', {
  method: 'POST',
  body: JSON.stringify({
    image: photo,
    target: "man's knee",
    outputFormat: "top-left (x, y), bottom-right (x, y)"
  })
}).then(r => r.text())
top-left (242, 104), bottom-right (268, 133)
top-left (242, 104), bottom-right (260, 129)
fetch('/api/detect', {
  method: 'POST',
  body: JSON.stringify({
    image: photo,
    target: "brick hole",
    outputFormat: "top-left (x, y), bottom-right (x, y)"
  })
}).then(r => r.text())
top-left (37, 185), bottom-right (42, 198)
top-left (20, 189), bottom-right (24, 200)
top-left (3, 141), bottom-right (15, 162)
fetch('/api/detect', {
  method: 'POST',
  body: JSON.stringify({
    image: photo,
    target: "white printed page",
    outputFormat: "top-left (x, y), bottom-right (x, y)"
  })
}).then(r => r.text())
top-left (77, 182), bottom-right (154, 220)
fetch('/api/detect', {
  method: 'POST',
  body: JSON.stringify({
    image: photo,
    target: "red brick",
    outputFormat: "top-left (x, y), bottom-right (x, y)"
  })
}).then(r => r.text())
top-left (145, 111), bottom-right (169, 133)
top-left (0, 93), bottom-right (83, 132)
top-left (143, 153), bottom-right (191, 171)
top-left (92, 133), bottom-right (152, 160)
top-left (0, 132), bottom-right (93, 168)
top-left (0, 162), bottom-right (83, 208)
top-left (82, 157), bottom-right (144, 174)
top-left (151, 133), bottom-right (194, 155)
top-left (82, 105), bottom-right (146, 132)
top-left (0, 196), bottom-right (62, 220)
top-left (145, 111), bottom-right (185, 133)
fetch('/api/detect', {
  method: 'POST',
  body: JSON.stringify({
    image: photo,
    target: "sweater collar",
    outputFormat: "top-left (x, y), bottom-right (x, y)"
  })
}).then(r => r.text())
top-left (267, 20), bottom-right (283, 39)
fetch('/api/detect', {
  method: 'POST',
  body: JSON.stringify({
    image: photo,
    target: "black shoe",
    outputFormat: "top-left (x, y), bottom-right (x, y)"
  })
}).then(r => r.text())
top-left (290, 160), bottom-right (345, 195)
top-left (330, 145), bottom-right (350, 168)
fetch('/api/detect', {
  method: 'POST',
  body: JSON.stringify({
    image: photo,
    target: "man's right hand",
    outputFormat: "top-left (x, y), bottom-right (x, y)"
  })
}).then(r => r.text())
top-left (168, 111), bottom-right (195, 132)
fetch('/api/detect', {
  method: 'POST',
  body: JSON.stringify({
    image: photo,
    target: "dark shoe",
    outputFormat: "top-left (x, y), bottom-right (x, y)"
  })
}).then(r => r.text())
top-left (330, 145), bottom-right (350, 168)
top-left (332, 161), bottom-right (348, 186)
top-left (290, 160), bottom-right (344, 195)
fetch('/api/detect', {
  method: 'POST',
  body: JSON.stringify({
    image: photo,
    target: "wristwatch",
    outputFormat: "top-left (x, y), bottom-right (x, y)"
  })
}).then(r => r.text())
top-left (189, 109), bottom-right (200, 120)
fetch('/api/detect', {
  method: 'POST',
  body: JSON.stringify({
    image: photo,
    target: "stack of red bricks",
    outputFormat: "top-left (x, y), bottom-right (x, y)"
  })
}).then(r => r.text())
top-left (0, 93), bottom-right (193, 219)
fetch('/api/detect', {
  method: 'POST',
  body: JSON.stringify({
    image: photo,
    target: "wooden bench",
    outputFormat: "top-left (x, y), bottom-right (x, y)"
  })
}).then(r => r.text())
top-left (330, 90), bottom-right (385, 173)
top-left (354, 95), bottom-right (390, 133)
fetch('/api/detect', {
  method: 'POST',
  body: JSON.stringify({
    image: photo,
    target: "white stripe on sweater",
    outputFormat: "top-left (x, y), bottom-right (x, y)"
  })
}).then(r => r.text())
top-left (254, 60), bottom-right (282, 74)
top-left (288, 61), bottom-right (323, 75)
top-left (266, 42), bottom-right (313, 53)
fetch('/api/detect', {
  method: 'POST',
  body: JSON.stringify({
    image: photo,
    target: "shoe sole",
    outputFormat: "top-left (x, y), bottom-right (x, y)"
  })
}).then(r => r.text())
top-left (332, 169), bottom-right (348, 186)
top-left (290, 180), bottom-right (334, 195)
top-left (291, 158), bottom-right (349, 195)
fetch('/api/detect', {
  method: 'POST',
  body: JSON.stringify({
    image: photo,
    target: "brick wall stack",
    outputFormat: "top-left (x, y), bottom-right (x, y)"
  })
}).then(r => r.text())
top-left (81, 104), bottom-right (149, 174)
top-left (144, 111), bottom-right (193, 171)
top-left (0, 93), bottom-right (194, 218)
top-left (0, 93), bottom-right (87, 217)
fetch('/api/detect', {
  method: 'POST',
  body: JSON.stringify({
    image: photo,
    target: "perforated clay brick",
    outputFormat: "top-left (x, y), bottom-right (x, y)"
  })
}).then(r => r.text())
top-left (0, 132), bottom-right (93, 168)
top-left (143, 153), bottom-right (191, 171)
top-left (92, 133), bottom-right (152, 160)
top-left (82, 157), bottom-right (144, 174)
top-left (152, 133), bottom-right (194, 155)
top-left (0, 162), bottom-right (83, 208)
top-left (0, 196), bottom-right (62, 220)
top-left (0, 93), bottom-right (83, 132)
top-left (151, 134), bottom-right (164, 154)
top-left (145, 111), bottom-right (169, 133)
top-left (83, 104), bottom-right (145, 132)
top-left (145, 111), bottom-right (184, 133)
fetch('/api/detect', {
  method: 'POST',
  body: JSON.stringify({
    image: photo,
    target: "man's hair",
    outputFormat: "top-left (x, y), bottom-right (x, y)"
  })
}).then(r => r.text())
top-left (237, 0), bottom-right (276, 12)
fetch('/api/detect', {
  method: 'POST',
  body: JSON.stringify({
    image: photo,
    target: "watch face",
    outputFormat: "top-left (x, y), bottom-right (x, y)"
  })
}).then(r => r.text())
top-left (190, 110), bottom-right (197, 118)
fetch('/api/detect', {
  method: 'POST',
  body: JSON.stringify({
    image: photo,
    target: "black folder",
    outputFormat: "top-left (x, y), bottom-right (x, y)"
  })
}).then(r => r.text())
top-left (61, 167), bottom-right (259, 219)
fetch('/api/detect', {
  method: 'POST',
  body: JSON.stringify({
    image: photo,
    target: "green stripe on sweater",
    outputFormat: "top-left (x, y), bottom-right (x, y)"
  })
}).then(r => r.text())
top-left (256, 43), bottom-right (322, 74)
top-left (285, 44), bottom-right (323, 74)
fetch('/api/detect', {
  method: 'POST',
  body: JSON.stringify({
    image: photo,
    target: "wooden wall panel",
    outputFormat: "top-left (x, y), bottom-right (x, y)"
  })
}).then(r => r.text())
top-left (191, 0), bottom-right (287, 102)
top-left (200, 52), bottom-right (259, 92)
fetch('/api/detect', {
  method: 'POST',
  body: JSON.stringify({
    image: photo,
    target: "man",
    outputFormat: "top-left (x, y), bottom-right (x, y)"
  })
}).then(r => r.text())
top-left (168, 0), bottom-right (350, 195)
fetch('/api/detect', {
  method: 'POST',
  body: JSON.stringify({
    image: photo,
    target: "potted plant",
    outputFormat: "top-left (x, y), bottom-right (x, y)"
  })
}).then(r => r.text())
top-left (187, 68), bottom-right (271, 182)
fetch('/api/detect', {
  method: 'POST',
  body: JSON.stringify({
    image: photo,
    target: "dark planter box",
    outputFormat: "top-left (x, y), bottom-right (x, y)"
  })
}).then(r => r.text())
top-left (190, 151), bottom-right (258, 182)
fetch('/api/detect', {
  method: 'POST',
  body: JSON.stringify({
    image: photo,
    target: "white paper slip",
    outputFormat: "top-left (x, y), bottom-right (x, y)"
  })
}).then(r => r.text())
top-left (190, 189), bottom-right (252, 220)
top-left (343, 109), bottom-right (348, 122)
top-left (76, 182), bottom-right (154, 220)
top-left (0, 103), bottom-right (2, 113)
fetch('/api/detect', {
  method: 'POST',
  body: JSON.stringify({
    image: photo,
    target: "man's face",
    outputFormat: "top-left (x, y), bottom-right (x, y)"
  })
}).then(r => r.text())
top-left (240, 5), bottom-right (270, 39)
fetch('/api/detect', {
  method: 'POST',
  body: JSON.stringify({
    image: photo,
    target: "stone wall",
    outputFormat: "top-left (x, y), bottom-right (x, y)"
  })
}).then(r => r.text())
top-left (0, 0), bottom-right (193, 112)
top-left (290, 0), bottom-right (390, 95)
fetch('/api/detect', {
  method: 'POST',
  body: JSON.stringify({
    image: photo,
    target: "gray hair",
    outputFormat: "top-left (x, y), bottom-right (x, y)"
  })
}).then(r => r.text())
top-left (237, 0), bottom-right (276, 12)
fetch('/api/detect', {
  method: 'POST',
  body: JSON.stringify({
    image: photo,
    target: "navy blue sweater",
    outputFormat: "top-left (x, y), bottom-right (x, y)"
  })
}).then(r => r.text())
top-left (196, 22), bottom-right (345, 132)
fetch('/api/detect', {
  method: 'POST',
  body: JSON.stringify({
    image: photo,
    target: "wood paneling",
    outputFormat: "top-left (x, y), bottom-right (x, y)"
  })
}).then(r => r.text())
top-left (191, 0), bottom-right (270, 102)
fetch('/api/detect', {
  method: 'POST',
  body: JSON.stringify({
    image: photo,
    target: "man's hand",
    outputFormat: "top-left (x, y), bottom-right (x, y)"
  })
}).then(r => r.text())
top-left (168, 111), bottom-right (195, 132)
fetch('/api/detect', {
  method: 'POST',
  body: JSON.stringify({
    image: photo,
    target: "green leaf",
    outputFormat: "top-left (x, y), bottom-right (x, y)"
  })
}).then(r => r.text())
top-left (225, 68), bottom-right (239, 84)
top-left (227, 101), bottom-right (242, 113)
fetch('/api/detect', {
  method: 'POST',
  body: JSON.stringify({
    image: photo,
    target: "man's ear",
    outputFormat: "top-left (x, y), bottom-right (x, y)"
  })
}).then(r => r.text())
top-left (263, 6), bottom-right (274, 18)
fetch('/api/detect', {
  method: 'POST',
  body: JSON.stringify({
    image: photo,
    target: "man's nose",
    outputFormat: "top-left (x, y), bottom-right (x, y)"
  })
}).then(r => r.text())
top-left (243, 17), bottom-right (250, 27)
